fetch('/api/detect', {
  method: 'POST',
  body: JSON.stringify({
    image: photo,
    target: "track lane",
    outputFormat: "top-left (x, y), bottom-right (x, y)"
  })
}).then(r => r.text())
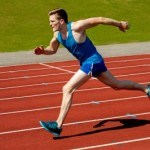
top-left (0, 55), bottom-right (149, 78)
top-left (0, 54), bottom-right (150, 149)
top-left (0, 80), bottom-right (149, 113)
top-left (1, 95), bottom-right (150, 132)
top-left (0, 67), bottom-right (149, 99)
top-left (0, 114), bottom-right (150, 150)
top-left (0, 79), bottom-right (149, 112)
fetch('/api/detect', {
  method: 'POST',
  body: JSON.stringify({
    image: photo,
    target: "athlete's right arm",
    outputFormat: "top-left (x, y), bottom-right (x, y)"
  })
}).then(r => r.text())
top-left (34, 33), bottom-right (60, 55)
top-left (43, 36), bottom-right (60, 55)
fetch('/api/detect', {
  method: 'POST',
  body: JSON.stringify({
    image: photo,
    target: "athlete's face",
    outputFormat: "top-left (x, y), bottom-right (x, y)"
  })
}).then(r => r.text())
top-left (49, 14), bottom-right (64, 32)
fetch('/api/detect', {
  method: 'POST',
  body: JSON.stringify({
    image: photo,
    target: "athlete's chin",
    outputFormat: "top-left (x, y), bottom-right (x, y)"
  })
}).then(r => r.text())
top-left (52, 28), bottom-right (59, 32)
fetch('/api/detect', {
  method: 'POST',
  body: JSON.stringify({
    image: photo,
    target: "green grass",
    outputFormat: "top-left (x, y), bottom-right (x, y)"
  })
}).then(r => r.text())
top-left (0, 0), bottom-right (150, 52)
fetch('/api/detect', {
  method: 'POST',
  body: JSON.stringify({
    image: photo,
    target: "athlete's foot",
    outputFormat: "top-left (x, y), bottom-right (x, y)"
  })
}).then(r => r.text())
top-left (146, 85), bottom-right (150, 98)
top-left (39, 121), bottom-right (62, 137)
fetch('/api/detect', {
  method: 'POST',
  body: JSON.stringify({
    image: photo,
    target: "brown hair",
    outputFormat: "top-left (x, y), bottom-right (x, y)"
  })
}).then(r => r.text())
top-left (48, 8), bottom-right (68, 23)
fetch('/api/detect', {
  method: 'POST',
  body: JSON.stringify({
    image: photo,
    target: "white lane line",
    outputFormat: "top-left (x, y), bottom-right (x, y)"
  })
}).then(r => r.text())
top-left (39, 63), bottom-right (75, 74)
top-left (105, 57), bottom-right (150, 64)
top-left (0, 68), bottom-right (149, 90)
top-left (61, 64), bottom-right (150, 69)
top-left (0, 67), bottom-right (48, 74)
top-left (0, 64), bottom-right (149, 89)
top-left (0, 111), bottom-right (150, 135)
top-left (0, 91), bottom-right (62, 101)
top-left (116, 72), bottom-right (150, 77)
top-left (0, 80), bottom-right (149, 101)
top-left (0, 95), bottom-right (147, 115)
top-left (59, 63), bottom-right (150, 69)
top-left (39, 63), bottom-right (150, 75)
top-left (71, 137), bottom-right (150, 150)
top-left (0, 81), bottom-right (67, 90)
top-left (0, 66), bottom-right (149, 81)
top-left (0, 127), bottom-right (42, 135)
top-left (0, 56), bottom-right (149, 74)
top-left (109, 64), bottom-right (150, 70)
top-left (0, 63), bottom-right (149, 74)
top-left (0, 57), bottom-right (150, 80)
top-left (0, 72), bottom-right (69, 81)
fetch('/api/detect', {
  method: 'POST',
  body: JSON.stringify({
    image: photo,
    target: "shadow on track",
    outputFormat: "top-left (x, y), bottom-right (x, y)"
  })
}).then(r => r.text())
top-left (54, 119), bottom-right (150, 140)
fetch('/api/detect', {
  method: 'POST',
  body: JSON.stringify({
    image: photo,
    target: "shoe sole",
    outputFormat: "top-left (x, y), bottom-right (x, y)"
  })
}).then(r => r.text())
top-left (147, 85), bottom-right (150, 98)
top-left (39, 121), bottom-right (60, 137)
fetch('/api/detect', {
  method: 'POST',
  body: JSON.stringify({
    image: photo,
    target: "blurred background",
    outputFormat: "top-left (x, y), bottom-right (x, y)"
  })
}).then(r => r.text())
top-left (0, 0), bottom-right (150, 52)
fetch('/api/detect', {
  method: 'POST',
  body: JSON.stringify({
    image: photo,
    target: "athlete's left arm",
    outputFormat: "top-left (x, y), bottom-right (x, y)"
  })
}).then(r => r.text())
top-left (72, 17), bottom-right (129, 32)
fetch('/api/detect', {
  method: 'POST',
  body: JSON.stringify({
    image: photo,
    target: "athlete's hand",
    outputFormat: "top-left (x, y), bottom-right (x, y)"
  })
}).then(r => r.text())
top-left (34, 46), bottom-right (44, 55)
top-left (119, 21), bottom-right (129, 32)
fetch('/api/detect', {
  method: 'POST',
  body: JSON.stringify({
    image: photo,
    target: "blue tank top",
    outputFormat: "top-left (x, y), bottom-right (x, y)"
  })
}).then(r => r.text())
top-left (56, 22), bottom-right (99, 62)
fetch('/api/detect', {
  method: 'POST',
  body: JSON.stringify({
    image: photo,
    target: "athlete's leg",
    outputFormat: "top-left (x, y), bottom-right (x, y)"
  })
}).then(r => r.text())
top-left (56, 70), bottom-right (91, 128)
top-left (97, 70), bottom-right (146, 92)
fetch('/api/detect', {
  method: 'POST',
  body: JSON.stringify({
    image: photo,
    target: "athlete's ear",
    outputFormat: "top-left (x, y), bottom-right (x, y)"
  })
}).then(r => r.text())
top-left (60, 19), bottom-right (65, 24)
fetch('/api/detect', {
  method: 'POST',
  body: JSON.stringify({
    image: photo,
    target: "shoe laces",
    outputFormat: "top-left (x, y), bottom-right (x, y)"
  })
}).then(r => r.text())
top-left (48, 122), bottom-right (57, 129)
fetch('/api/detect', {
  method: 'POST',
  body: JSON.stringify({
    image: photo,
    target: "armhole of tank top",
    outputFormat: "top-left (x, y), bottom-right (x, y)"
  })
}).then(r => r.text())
top-left (56, 32), bottom-right (61, 42)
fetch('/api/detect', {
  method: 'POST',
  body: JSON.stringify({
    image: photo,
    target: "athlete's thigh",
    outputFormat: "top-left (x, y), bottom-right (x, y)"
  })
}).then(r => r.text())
top-left (65, 69), bottom-right (91, 91)
top-left (97, 70), bottom-right (119, 87)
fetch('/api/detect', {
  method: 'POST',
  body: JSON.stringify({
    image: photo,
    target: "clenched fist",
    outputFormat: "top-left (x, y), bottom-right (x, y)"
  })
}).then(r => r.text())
top-left (119, 21), bottom-right (129, 32)
top-left (34, 46), bottom-right (44, 55)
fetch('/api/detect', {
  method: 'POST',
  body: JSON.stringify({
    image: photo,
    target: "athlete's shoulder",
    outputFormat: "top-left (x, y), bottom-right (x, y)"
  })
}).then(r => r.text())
top-left (71, 21), bottom-right (79, 30)
top-left (71, 19), bottom-right (87, 32)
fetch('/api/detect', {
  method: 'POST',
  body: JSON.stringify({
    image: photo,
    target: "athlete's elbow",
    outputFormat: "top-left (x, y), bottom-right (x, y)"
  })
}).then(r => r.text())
top-left (52, 50), bottom-right (57, 54)
top-left (98, 17), bottom-right (108, 24)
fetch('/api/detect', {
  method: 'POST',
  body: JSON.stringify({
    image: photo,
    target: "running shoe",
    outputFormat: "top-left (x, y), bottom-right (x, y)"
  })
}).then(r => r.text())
top-left (146, 85), bottom-right (150, 97)
top-left (39, 121), bottom-right (62, 137)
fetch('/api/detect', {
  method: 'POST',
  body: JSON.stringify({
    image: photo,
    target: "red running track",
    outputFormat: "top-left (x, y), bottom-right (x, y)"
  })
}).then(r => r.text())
top-left (0, 54), bottom-right (150, 150)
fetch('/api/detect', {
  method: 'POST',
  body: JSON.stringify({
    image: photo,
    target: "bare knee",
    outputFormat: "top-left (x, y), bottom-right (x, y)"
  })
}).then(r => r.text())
top-left (62, 84), bottom-right (75, 94)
